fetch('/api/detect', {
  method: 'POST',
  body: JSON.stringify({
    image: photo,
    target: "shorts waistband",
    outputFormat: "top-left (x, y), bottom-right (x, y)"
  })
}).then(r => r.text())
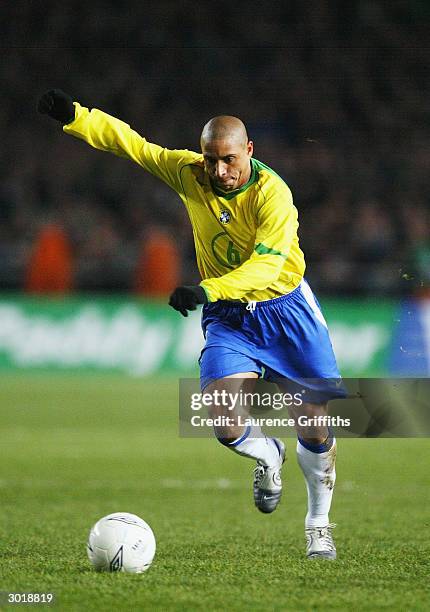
top-left (212, 280), bottom-right (304, 309)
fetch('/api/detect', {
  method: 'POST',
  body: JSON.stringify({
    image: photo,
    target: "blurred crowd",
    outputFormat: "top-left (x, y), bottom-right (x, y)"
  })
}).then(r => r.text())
top-left (0, 0), bottom-right (429, 296)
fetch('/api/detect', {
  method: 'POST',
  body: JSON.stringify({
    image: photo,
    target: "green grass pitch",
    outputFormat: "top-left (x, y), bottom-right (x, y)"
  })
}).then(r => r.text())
top-left (0, 374), bottom-right (429, 611)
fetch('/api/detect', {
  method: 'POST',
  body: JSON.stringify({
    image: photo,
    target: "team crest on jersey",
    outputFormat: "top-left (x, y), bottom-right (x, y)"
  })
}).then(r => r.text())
top-left (219, 210), bottom-right (231, 224)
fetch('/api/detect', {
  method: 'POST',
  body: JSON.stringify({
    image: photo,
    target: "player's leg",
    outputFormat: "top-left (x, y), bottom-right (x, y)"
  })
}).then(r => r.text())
top-left (204, 372), bottom-right (285, 513)
top-left (283, 394), bottom-right (337, 559)
top-left (257, 280), bottom-right (343, 556)
top-left (205, 372), bottom-right (281, 464)
top-left (199, 300), bottom-right (287, 513)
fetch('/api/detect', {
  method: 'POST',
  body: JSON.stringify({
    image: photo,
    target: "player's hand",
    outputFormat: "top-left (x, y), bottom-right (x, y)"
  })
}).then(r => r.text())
top-left (168, 285), bottom-right (208, 317)
top-left (37, 89), bottom-right (75, 124)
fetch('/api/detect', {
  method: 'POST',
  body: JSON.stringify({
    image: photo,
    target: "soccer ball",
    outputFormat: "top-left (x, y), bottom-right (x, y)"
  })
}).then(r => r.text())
top-left (87, 512), bottom-right (156, 573)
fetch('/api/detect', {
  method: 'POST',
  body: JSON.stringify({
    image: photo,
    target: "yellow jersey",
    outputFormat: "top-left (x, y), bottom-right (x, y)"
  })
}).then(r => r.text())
top-left (64, 103), bottom-right (306, 302)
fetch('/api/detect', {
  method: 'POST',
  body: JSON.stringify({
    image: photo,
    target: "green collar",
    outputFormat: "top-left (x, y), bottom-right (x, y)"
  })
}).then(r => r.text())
top-left (211, 158), bottom-right (258, 200)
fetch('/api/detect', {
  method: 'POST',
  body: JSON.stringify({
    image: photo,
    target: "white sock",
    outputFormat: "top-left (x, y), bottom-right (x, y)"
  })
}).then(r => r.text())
top-left (218, 425), bottom-right (282, 466)
top-left (296, 437), bottom-right (337, 528)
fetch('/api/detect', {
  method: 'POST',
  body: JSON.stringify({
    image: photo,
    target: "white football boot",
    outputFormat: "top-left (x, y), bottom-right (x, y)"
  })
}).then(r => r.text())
top-left (305, 524), bottom-right (337, 560)
top-left (253, 438), bottom-right (285, 513)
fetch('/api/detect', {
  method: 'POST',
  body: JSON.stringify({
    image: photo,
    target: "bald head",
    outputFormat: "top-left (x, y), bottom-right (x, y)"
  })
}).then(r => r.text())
top-left (201, 115), bottom-right (249, 148)
top-left (200, 116), bottom-right (254, 192)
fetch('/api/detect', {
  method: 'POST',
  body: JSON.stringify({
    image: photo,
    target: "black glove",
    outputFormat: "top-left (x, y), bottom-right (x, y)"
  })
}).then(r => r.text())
top-left (37, 89), bottom-right (75, 124)
top-left (169, 285), bottom-right (208, 317)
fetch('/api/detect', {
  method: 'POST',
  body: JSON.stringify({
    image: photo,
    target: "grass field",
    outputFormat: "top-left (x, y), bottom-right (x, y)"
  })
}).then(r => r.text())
top-left (1, 374), bottom-right (429, 611)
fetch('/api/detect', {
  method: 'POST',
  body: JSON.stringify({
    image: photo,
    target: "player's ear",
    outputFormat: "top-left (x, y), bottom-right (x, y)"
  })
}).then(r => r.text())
top-left (247, 141), bottom-right (254, 157)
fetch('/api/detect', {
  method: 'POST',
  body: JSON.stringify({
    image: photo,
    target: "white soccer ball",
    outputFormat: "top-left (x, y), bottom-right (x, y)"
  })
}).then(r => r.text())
top-left (87, 512), bottom-right (156, 573)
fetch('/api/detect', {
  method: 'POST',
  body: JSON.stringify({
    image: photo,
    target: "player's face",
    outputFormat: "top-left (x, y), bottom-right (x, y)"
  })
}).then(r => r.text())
top-left (202, 139), bottom-right (254, 191)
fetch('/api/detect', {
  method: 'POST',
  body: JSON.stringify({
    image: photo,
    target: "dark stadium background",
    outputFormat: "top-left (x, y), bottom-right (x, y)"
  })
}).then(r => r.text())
top-left (1, 1), bottom-right (429, 297)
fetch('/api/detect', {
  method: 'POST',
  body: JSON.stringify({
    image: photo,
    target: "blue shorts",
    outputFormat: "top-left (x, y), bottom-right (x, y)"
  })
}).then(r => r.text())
top-left (199, 279), bottom-right (345, 403)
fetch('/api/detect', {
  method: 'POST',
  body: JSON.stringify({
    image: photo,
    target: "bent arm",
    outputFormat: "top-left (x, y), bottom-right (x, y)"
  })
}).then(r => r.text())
top-left (63, 102), bottom-right (200, 192)
top-left (200, 189), bottom-right (299, 301)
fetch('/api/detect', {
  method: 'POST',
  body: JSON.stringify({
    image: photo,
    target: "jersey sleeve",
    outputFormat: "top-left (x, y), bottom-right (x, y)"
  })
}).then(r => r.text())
top-left (63, 102), bottom-right (200, 194)
top-left (200, 186), bottom-right (298, 301)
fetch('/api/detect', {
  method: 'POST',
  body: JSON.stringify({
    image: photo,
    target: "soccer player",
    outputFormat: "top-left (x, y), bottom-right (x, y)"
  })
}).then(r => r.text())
top-left (38, 89), bottom-right (344, 559)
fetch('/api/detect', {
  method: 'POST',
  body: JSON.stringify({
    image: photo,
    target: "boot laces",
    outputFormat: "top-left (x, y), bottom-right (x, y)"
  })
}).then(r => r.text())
top-left (253, 464), bottom-right (266, 485)
top-left (307, 523), bottom-right (336, 550)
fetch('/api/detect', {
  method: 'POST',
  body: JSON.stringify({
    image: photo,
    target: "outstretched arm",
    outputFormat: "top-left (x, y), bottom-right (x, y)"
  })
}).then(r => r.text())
top-left (37, 89), bottom-right (200, 193)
